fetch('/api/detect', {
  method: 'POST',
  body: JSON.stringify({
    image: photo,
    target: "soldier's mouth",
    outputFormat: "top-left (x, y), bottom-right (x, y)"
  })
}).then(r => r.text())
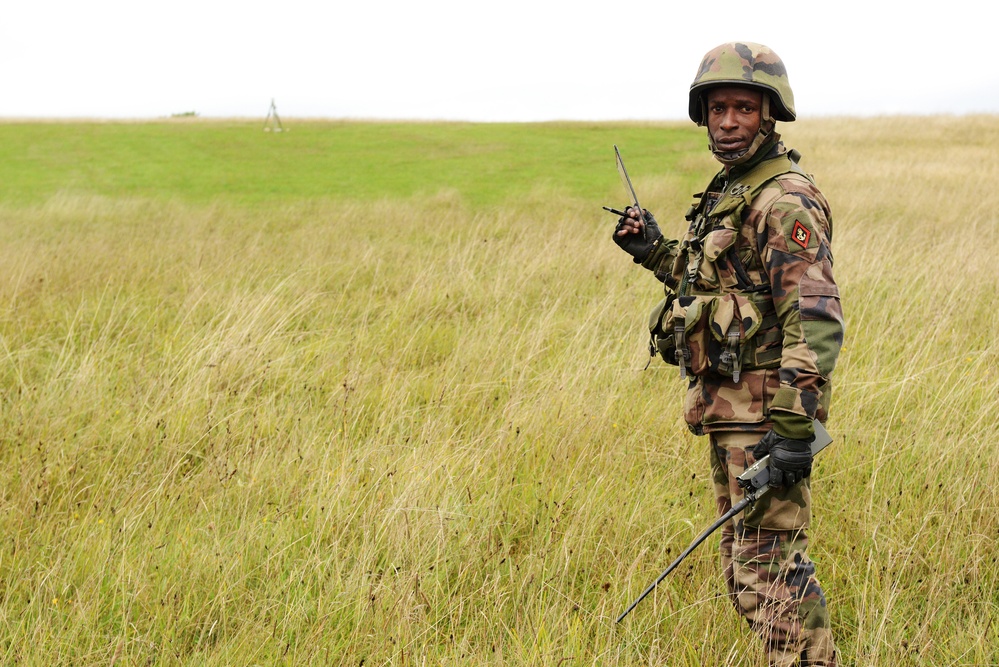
top-left (715, 137), bottom-right (748, 150)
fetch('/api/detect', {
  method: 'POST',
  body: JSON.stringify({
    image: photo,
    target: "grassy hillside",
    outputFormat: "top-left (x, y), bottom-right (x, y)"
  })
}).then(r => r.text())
top-left (0, 116), bottom-right (997, 665)
top-left (0, 120), bottom-right (702, 208)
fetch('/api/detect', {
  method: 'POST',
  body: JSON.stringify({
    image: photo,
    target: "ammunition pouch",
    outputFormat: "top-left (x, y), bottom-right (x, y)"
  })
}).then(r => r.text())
top-left (648, 293), bottom-right (677, 366)
top-left (649, 292), bottom-right (781, 380)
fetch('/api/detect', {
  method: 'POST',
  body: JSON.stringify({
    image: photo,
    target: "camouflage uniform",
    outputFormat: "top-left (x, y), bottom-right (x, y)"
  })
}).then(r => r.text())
top-left (629, 43), bottom-right (844, 666)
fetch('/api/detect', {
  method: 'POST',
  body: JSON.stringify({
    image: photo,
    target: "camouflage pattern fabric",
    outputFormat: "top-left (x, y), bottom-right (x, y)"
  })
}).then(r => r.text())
top-left (644, 139), bottom-right (845, 435)
top-left (688, 42), bottom-right (796, 124)
top-left (711, 430), bottom-right (837, 666)
top-left (634, 138), bottom-right (843, 665)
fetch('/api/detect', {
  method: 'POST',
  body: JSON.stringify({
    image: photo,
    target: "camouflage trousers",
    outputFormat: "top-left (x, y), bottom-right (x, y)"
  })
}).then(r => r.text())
top-left (710, 431), bottom-right (837, 667)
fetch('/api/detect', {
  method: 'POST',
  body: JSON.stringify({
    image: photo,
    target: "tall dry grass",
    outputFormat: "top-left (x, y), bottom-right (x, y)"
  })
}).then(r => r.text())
top-left (0, 117), bottom-right (997, 665)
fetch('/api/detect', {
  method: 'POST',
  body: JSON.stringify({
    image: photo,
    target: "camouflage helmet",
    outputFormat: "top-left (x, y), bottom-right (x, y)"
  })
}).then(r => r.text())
top-left (688, 42), bottom-right (796, 125)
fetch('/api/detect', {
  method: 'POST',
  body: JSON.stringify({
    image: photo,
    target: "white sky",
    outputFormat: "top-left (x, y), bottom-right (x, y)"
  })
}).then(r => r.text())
top-left (3, 0), bottom-right (998, 122)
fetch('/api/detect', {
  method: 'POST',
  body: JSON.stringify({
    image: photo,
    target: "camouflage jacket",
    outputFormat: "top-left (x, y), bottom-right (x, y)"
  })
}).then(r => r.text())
top-left (642, 141), bottom-right (844, 435)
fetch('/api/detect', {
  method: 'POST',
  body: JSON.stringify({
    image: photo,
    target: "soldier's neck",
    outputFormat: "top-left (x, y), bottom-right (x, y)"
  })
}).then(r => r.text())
top-left (724, 137), bottom-right (784, 180)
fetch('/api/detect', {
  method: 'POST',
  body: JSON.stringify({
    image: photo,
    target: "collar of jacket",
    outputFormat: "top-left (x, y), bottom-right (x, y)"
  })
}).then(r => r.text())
top-left (723, 135), bottom-right (784, 182)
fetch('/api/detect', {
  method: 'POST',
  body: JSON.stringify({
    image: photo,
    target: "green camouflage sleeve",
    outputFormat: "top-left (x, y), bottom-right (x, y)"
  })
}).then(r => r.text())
top-left (640, 238), bottom-right (680, 290)
top-left (760, 178), bottom-right (844, 422)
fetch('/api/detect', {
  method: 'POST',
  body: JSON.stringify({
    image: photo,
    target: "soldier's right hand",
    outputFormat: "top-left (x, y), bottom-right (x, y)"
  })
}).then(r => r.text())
top-left (613, 207), bottom-right (663, 263)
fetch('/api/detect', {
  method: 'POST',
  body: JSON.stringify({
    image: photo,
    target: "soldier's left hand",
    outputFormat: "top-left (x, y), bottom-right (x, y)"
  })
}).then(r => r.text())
top-left (753, 430), bottom-right (813, 488)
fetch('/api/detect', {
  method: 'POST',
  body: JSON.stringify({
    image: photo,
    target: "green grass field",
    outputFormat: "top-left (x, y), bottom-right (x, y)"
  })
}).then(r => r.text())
top-left (0, 121), bottom-right (702, 208)
top-left (1, 116), bottom-right (997, 665)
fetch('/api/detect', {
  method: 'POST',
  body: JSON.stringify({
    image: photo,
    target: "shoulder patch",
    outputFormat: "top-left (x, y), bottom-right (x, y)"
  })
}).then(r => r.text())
top-left (791, 220), bottom-right (811, 250)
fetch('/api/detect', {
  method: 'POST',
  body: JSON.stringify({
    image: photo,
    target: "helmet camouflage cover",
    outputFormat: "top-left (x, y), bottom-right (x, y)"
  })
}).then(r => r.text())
top-left (689, 42), bottom-right (796, 125)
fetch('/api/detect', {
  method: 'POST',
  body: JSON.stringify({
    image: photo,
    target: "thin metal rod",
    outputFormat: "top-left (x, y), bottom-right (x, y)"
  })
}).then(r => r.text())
top-left (615, 496), bottom-right (751, 624)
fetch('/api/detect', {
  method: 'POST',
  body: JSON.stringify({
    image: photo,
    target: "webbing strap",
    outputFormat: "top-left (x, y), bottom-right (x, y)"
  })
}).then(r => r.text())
top-left (674, 320), bottom-right (689, 379)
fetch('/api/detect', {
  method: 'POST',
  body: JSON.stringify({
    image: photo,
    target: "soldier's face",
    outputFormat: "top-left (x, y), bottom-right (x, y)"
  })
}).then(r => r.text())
top-left (705, 86), bottom-right (763, 154)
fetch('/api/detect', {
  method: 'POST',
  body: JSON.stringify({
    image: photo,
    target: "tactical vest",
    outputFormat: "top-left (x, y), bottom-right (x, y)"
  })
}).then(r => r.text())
top-left (650, 150), bottom-right (812, 382)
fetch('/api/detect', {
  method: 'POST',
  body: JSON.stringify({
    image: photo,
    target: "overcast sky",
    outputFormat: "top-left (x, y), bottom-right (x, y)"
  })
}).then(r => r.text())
top-left (4, 0), bottom-right (998, 122)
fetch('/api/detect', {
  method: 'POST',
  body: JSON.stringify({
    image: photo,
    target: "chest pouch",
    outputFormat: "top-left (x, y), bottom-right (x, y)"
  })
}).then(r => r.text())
top-left (648, 294), bottom-right (678, 367)
top-left (647, 295), bottom-right (710, 378)
top-left (708, 293), bottom-right (763, 382)
top-left (649, 293), bottom-right (763, 382)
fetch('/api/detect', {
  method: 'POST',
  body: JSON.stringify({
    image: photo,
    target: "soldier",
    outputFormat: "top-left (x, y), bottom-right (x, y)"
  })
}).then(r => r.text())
top-left (613, 42), bottom-right (844, 666)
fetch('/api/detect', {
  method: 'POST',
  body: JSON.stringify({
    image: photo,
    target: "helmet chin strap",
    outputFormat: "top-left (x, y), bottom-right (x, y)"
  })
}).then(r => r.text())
top-left (709, 95), bottom-right (776, 167)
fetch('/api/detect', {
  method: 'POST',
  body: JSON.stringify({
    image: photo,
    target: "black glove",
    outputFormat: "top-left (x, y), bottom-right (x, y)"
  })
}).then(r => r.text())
top-left (753, 430), bottom-right (814, 489)
top-left (613, 209), bottom-right (662, 263)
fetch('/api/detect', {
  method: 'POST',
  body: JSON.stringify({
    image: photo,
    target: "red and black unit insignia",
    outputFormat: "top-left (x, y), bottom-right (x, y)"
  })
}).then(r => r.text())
top-left (791, 220), bottom-right (811, 250)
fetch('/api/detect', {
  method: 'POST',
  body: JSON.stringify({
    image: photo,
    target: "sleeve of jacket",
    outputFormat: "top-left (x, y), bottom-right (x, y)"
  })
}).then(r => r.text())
top-left (760, 177), bottom-right (845, 421)
top-left (639, 238), bottom-right (680, 291)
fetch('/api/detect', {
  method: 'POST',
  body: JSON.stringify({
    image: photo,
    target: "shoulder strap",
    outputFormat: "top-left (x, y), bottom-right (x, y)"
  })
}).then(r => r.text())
top-left (710, 152), bottom-right (810, 296)
top-left (707, 152), bottom-right (807, 219)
